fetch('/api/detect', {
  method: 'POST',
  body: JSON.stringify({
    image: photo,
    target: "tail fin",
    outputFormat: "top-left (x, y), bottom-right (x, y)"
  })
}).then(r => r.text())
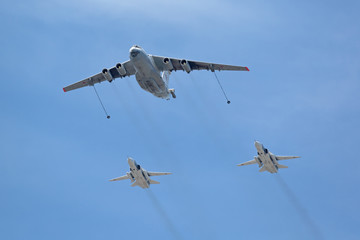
top-left (277, 164), bottom-right (288, 169)
top-left (149, 179), bottom-right (160, 184)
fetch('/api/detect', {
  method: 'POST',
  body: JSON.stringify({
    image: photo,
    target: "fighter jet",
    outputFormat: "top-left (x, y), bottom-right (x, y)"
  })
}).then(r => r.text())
top-left (109, 157), bottom-right (172, 189)
top-left (237, 141), bottom-right (300, 173)
top-left (63, 45), bottom-right (249, 99)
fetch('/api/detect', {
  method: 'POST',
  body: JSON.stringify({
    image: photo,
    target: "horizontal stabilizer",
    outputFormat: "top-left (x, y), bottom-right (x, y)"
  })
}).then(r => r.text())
top-left (237, 159), bottom-right (257, 167)
top-left (131, 182), bottom-right (138, 187)
top-left (277, 164), bottom-right (288, 169)
top-left (259, 166), bottom-right (267, 172)
top-left (276, 156), bottom-right (300, 160)
top-left (149, 179), bottom-right (160, 184)
top-left (147, 172), bottom-right (172, 176)
top-left (109, 175), bottom-right (129, 181)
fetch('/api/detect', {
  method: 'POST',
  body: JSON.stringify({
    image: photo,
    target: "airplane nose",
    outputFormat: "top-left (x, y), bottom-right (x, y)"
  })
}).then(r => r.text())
top-left (130, 48), bottom-right (139, 58)
top-left (254, 141), bottom-right (263, 149)
top-left (129, 46), bottom-right (141, 56)
top-left (127, 157), bottom-right (134, 165)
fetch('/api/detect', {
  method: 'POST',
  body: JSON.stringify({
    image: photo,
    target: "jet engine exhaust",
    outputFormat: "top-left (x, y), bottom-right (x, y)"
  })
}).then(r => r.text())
top-left (275, 174), bottom-right (324, 240)
top-left (146, 189), bottom-right (183, 240)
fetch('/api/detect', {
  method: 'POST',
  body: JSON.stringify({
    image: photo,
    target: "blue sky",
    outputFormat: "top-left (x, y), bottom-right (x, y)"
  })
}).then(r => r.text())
top-left (1, 0), bottom-right (359, 239)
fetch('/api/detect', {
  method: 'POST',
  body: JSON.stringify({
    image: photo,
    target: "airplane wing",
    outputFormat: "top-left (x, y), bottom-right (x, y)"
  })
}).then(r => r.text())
top-left (237, 159), bottom-right (257, 167)
top-left (63, 60), bottom-right (136, 92)
top-left (147, 172), bottom-right (172, 176)
top-left (109, 175), bottom-right (130, 181)
top-left (151, 55), bottom-right (249, 73)
top-left (275, 156), bottom-right (300, 161)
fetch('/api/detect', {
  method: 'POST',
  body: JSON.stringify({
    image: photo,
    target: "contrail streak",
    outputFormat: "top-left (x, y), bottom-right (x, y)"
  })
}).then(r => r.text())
top-left (275, 174), bottom-right (324, 240)
top-left (146, 189), bottom-right (183, 240)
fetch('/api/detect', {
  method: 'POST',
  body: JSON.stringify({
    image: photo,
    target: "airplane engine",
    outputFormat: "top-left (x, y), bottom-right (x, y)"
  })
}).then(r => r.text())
top-left (102, 68), bottom-right (114, 82)
top-left (127, 172), bottom-right (135, 182)
top-left (116, 63), bottom-right (127, 76)
top-left (180, 59), bottom-right (191, 73)
top-left (163, 58), bottom-right (174, 71)
top-left (255, 157), bottom-right (262, 167)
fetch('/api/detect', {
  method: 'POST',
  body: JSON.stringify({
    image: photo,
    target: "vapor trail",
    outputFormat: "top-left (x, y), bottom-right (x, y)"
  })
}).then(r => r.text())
top-left (275, 174), bottom-right (324, 240)
top-left (146, 189), bottom-right (183, 240)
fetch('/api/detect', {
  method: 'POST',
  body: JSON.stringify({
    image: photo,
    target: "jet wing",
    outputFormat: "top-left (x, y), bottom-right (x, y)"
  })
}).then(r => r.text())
top-left (276, 156), bottom-right (300, 161)
top-left (147, 172), bottom-right (172, 176)
top-left (151, 55), bottom-right (249, 73)
top-left (237, 159), bottom-right (257, 167)
top-left (63, 60), bottom-right (136, 92)
top-left (109, 175), bottom-right (130, 181)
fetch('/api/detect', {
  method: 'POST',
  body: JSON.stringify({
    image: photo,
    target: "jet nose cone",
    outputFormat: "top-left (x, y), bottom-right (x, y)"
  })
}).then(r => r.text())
top-left (255, 141), bottom-right (261, 147)
top-left (129, 47), bottom-right (140, 58)
top-left (127, 157), bottom-right (134, 165)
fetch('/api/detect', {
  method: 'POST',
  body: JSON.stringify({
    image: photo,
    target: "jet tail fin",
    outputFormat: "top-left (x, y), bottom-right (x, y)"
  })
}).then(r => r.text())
top-left (277, 164), bottom-right (288, 169)
top-left (149, 179), bottom-right (160, 184)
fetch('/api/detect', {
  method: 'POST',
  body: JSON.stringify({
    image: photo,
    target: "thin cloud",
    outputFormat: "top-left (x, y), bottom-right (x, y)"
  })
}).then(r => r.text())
top-left (11, 0), bottom-right (278, 29)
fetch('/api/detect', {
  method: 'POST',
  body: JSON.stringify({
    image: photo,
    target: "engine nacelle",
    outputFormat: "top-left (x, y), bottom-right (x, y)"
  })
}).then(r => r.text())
top-left (127, 172), bottom-right (135, 182)
top-left (180, 59), bottom-right (191, 73)
top-left (163, 57), bottom-right (174, 71)
top-left (255, 157), bottom-right (263, 167)
top-left (102, 68), bottom-right (114, 82)
top-left (116, 63), bottom-right (127, 76)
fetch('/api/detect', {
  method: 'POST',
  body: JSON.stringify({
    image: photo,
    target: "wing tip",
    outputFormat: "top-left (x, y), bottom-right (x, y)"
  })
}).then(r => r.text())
top-left (63, 88), bottom-right (67, 92)
top-left (245, 67), bottom-right (250, 71)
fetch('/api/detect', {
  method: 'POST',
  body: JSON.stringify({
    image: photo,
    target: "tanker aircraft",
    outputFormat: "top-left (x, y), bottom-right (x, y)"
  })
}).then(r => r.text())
top-left (63, 45), bottom-right (249, 99)
top-left (109, 157), bottom-right (172, 189)
top-left (237, 141), bottom-right (300, 173)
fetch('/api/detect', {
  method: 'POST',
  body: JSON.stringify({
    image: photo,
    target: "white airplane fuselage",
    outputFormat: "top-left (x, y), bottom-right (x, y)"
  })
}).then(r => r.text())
top-left (127, 158), bottom-right (152, 189)
top-left (255, 141), bottom-right (280, 173)
top-left (129, 46), bottom-right (170, 99)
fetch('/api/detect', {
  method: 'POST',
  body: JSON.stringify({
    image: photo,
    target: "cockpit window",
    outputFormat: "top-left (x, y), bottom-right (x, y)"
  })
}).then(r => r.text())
top-left (131, 51), bottom-right (139, 58)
